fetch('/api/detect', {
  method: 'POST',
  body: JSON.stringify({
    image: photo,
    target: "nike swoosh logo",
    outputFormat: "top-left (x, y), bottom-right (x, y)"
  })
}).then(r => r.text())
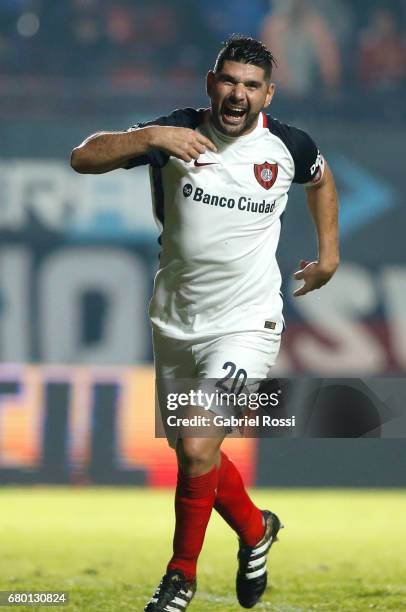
top-left (194, 160), bottom-right (219, 167)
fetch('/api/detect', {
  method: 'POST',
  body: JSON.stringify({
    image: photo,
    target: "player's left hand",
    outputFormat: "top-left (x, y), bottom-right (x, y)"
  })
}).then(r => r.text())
top-left (293, 259), bottom-right (338, 297)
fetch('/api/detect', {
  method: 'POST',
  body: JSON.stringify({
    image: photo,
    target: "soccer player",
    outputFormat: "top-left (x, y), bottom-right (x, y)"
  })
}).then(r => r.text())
top-left (71, 36), bottom-right (339, 610)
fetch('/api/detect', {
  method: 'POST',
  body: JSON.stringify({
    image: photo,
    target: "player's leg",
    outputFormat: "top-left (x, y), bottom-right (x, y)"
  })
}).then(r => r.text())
top-left (215, 450), bottom-right (282, 608)
top-left (145, 333), bottom-right (202, 611)
top-left (166, 432), bottom-right (224, 580)
top-left (215, 450), bottom-right (265, 545)
top-left (195, 330), bottom-right (283, 608)
top-left (146, 334), bottom-right (223, 611)
top-left (145, 431), bottom-right (224, 611)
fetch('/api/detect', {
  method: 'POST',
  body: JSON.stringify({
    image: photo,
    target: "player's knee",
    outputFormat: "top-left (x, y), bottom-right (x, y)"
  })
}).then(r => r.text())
top-left (176, 438), bottom-right (216, 475)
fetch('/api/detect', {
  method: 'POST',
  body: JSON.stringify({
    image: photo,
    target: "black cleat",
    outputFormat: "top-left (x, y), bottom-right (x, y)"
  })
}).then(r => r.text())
top-left (144, 569), bottom-right (196, 611)
top-left (236, 510), bottom-right (283, 608)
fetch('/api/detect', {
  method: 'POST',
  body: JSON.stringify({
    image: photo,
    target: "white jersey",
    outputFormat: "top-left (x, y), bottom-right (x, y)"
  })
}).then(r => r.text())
top-left (126, 108), bottom-right (324, 340)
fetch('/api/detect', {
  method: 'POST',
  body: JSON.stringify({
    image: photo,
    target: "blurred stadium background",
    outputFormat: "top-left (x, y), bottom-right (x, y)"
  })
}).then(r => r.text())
top-left (1, 1), bottom-right (406, 492)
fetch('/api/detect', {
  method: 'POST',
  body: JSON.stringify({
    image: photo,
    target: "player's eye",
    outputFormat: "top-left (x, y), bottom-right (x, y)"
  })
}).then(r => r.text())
top-left (219, 76), bottom-right (235, 85)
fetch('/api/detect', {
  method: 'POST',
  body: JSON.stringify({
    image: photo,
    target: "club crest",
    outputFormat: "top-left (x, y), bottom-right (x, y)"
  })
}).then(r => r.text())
top-left (254, 162), bottom-right (278, 190)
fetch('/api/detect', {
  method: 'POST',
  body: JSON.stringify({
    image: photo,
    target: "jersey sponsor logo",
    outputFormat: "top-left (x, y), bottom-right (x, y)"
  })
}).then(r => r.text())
top-left (254, 162), bottom-right (278, 190)
top-left (183, 185), bottom-right (276, 215)
top-left (310, 151), bottom-right (324, 184)
top-left (183, 183), bottom-right (193, 197)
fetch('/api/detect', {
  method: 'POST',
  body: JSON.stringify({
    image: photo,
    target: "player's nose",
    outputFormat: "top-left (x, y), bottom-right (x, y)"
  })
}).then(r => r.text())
top-left (230, 82), bottom-right (246, 101)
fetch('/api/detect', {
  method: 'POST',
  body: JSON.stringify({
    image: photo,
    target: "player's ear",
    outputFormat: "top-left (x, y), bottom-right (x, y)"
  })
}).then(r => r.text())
top-left (264, 82), bottom-right (276, 108)
top-left (206, 71), bottom-right (215, 97)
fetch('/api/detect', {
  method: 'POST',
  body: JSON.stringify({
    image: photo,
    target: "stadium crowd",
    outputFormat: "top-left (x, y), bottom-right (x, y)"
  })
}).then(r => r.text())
top-left (0, 0), bottom-right (405, 112)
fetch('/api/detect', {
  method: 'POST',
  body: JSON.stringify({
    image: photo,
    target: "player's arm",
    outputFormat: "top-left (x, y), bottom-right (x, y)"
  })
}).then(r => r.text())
top-left (70, 126), bottom-right (217, 174)
top-left (293, 160), bottom-right (339, 297)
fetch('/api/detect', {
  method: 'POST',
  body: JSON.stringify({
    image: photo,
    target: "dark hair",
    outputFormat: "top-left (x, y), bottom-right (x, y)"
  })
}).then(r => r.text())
top-left (214, 35), bottom-right (277, 81)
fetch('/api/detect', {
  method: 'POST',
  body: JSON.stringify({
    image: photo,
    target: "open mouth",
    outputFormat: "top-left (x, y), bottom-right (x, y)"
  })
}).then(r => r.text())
top-left (221, 104), bottom-right (248, 125)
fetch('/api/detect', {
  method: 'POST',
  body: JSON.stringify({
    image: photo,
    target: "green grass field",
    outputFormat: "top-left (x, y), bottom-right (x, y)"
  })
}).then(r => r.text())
top-left (0, 488), bottom-right (405, 611)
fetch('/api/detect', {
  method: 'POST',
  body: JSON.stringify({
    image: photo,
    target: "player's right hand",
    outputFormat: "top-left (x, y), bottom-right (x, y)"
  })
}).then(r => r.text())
top-left (148, 126), bottom-right (217, 162)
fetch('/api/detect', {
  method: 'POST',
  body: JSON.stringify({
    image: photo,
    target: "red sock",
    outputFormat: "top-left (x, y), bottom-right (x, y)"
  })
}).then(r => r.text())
top-left (167, 465), bottom-right (218, 581)
top-left (214, 452), bottom-right (264, 546)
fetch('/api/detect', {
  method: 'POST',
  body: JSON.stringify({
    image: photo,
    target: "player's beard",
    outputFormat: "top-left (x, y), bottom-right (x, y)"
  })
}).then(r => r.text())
top-left (211, 103), bottom-right (259, 138)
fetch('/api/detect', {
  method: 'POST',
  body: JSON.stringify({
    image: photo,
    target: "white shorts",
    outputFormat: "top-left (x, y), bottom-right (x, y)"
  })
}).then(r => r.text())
top-left (153, 329), bottom-right (281, 447)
